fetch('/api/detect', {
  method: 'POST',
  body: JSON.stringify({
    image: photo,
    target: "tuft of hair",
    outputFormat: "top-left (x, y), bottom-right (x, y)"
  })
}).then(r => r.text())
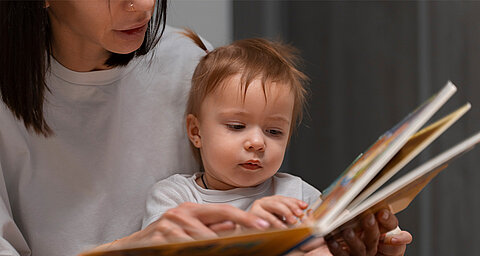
top-left (179, 28), bottom-right (209, 53)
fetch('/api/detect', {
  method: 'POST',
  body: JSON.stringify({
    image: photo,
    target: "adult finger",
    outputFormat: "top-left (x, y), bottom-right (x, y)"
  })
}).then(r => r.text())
top-left (208, 221), bottom-right (236, 234)
top-left (342, 228), bottom-right (366, 256)
top-left (144, 219), bottom-right (195, 244)
top-left (376, 209), bottom-right (398, 233)
top-left (376, 243), bottom-right (406, 256)
top-left (327, 238), bottom-right (350, 256)
top-left (252, 207), bottom-right (287, 228)
top-left (161, 207), bottom-right (218, 240)
top-left (378, 231), bottom-right (411, 256)
top-left (361, 213), bottom-right (379, 255)
top-left (382, 230), bottom-right (412, 245)
top-left (106, 220), bottom-right (194, 251)
top-left (181, 203), bottom-right (271, 230)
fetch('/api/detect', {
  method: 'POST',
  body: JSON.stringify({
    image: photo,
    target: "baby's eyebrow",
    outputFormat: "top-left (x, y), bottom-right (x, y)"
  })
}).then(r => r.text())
top-left (265, 116), bottom-right (291, 125)
top-left (217, 109), bottom-right (249, 117)
top-left (217, 110), bottom-right (291, 125)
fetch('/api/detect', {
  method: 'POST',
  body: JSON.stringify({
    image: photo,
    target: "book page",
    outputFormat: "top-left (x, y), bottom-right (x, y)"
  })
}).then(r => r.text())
top-left (311, 82), bottom-right (456, 233)
top-left (348, 103), bottom-right (470, 210)
top-left (324, 165), bottom-right (446, 238)
top-left (322, 131), bottom-right (480, 237)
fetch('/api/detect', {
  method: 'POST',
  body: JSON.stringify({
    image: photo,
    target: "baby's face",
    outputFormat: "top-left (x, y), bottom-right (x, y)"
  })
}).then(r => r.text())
top-left (195, 74), bottom-right (295, 190)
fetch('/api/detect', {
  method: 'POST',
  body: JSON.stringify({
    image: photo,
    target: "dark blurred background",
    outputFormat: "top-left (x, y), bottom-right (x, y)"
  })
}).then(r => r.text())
top-left (170, 1), bottom-right (480, 255)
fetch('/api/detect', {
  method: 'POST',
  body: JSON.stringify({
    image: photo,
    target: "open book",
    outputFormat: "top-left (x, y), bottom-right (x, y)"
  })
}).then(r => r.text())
top-left (80, 81), bottom-right (480, 256)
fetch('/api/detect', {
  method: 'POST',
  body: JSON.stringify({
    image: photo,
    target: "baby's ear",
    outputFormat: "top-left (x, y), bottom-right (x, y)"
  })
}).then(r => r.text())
top-left (186, 114), bottom-right (202, 148)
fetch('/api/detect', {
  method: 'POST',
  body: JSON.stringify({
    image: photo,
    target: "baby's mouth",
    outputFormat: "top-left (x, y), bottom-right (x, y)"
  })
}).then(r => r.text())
top-left (239, 162), bottom-right (262, 170)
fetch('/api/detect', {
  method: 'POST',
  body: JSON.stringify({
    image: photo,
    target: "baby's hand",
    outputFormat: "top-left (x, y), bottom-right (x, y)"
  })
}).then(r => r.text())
top-left (249, 195), bottom-right (308, 228)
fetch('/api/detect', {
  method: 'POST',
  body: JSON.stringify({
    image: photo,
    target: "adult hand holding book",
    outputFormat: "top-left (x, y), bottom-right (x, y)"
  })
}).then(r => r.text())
top-left (296, 209), bottom-right (409, 255)
top-left (90, 203), bottom-right (271, 252)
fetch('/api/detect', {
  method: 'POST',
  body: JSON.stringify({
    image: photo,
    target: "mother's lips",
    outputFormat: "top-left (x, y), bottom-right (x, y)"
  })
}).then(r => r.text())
top-left (116, 23), bottom-right (147, 32)
top-left (115, 18), bottom-right (150, 32)
top-left (121, 25), bottom-right (147, 34)
top-left (120, 23), bottom-right (147, 31)
top-left (113, 23), bottom-right (148, 38)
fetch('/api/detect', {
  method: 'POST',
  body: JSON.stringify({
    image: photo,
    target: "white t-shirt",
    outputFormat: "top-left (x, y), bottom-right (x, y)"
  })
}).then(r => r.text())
top-left (142, 172), bottom-right (321, 229)
top-left (0, 26), bottom-right (207, 256)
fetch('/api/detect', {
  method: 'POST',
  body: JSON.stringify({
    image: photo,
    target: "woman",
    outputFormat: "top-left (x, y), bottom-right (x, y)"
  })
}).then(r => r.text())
top-left (0, 1), bottom-right (410, 255)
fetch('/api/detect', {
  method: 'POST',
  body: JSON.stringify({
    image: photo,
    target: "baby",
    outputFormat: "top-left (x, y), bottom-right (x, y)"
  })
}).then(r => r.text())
top-left (143, 30), bottom-right (318, 230)
top-left (142, 30), bottom-right (411, 255)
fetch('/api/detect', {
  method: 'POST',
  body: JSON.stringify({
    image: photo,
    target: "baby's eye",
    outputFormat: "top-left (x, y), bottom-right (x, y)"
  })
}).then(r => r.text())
top-left (226, 124), bottom-right (245, 130)
top-left (266, 129), bottom-right (283, 136)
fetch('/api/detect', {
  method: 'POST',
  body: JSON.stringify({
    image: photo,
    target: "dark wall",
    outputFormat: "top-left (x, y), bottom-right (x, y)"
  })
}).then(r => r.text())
top-left (234, 1), bottom-right (480, 255)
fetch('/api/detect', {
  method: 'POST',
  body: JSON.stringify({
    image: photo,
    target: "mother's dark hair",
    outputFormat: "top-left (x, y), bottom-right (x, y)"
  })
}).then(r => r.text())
top-left (0, 1), bottom-right (167, 136)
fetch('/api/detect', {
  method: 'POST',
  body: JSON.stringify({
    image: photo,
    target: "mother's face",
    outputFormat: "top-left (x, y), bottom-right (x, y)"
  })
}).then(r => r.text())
top-left (47, 0), bottom-right (155, 54)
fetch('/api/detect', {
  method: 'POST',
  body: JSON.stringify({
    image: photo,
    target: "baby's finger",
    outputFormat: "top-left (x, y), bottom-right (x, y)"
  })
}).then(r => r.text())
top-left (261, 201), bottom-right (298, 224)
top-left (280, 196), bottom-right (308, 209)
top-left (278, 197), bottom-right (308, 217)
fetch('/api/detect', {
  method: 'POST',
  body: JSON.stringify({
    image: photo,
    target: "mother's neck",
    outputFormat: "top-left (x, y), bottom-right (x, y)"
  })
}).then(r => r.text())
top-left (49, 18), bottom-right (112, 72)
top-left (51, 40), bottom-right (112, 72)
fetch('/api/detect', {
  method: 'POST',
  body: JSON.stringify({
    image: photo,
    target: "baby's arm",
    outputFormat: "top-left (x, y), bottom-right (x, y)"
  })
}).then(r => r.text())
top-left (248, 195), bottom-right (309, 228)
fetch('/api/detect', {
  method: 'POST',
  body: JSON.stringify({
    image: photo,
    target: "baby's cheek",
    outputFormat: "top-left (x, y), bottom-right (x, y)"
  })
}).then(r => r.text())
top-left (272, 144), bottom-right (288, 164)
top-left (265, 151), bottom-right (285, 174)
